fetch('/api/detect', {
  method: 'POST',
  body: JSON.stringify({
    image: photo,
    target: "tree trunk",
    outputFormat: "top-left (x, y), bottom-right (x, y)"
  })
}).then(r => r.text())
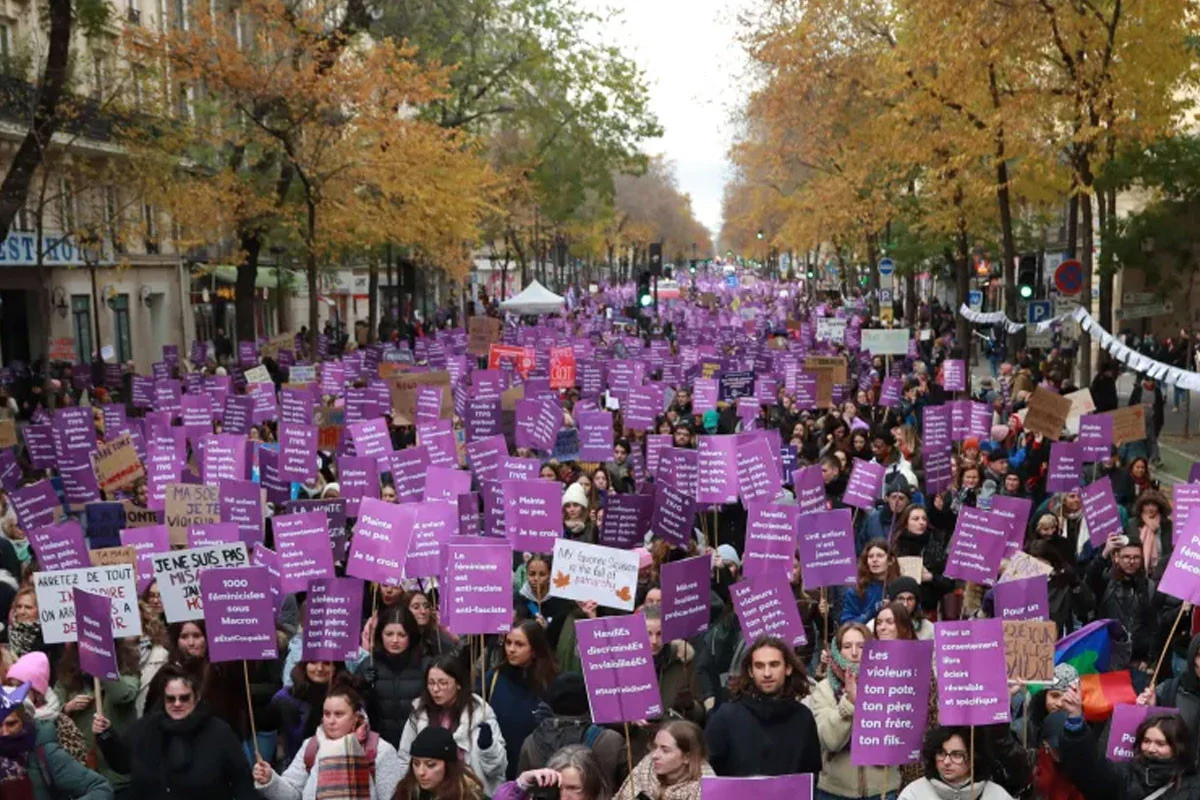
top-left (367, 254), bottom-right (379, 344)
top-left (1099, 185), bottom-right (1117, 335)
top-left (1078, 187), bottom-right (1094, 384)
top-left (0, 0), bottom-right (72, 242)
top-left (235, 234), bottom-right (260, 343)
top-left (905, 268), bottom-right (917, 326)
top-left (306, 200), bottom-right (318, 354)
top-left (954, 189), bottom-right (972, 354)
top-left (1067, 192), bottom-right (1079, 260)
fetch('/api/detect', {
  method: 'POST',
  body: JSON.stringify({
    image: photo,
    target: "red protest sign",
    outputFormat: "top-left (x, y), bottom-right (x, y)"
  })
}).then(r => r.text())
top-left (487, 344), bottom-right (534, 378)
top-left (549, 346), bottom-right (576, 390)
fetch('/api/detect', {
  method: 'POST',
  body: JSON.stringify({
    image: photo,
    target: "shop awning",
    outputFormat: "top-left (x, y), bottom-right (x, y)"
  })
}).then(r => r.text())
top-left (193, 264), bottom-right (302, 289)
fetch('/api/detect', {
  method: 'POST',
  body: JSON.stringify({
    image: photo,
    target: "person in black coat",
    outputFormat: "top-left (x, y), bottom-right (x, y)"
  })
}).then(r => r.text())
top-left (1090, 359), bottom-right (1120, 413)
top-left (704, 636), bottom-right (822, 777)
top-left (356, 604), bottom-right (429, 748)
top-left (94, 663), bottom-right (257, 800)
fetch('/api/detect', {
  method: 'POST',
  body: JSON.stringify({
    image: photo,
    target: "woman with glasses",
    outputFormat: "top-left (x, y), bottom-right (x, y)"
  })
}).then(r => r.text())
top-left (899, 726), bottom-right (1014, 799)
top-left (94, 663), bottom-right (257, 799)
top-left (354, 606), bottom-right (429, 749)
top-left (397, 654), bottom-right (508, 796)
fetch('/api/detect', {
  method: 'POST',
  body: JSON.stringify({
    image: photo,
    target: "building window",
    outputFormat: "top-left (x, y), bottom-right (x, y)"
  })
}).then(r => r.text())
top-left (58, 178), bottom-right (77, 234)
top-left (173, 0), bottom-right (188, 30)
top-left (72, 295), bottom-right (92, 362)
top-left (91, 53), bottom-right (107, 100)
top-left (112, 294), bottom-right (132, 363)
top-left (142, 203), bottom-right (159, 254)
top-left (175, 83), bottom-right (192, 121)
top-left (0, 23), bottom-right (11, 71)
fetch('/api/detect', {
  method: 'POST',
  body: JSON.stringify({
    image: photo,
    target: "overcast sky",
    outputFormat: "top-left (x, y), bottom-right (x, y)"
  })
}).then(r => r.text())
top-left (583, 0), bottom-right (751, 245)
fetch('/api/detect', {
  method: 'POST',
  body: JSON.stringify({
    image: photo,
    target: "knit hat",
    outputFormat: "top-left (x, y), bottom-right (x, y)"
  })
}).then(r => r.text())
top-left (633, 547), bottom-right (653, 570)
top-left (6, 652), bottom-right (50, 696)
top-left (409, 725), bottom-right (458, 763)
top-left (884, 474), bottom-right (912, 499)
top-left (545, 672), bottom-right (590, 717)
top-left (1048, 663), bottom-right (1080, 693)
top-left (886, 576), bottom-right (921, 601)
top-left (562, 482), bottom-right (589, 508)
top-left (963, 436), bottom-right (980, 451)
top-left (716, 544), bottom-right (740, 567)
top-left (702, 409), bottom-right (720, 433)
top-left (989, 447), bottom-right (1010, 462)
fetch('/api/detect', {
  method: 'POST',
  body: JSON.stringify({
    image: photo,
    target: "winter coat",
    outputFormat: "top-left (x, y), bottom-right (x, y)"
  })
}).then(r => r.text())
top-left (263, 686), bottom-right (324, 767)
top-left (95, 703), bottom-right (257, 800)
top-left (517, 713), bottom-right (625, 788)
top-left (396, 694), bottom-right (508, 796)
top-left (55, 673), bottom-right (140, 789)
top-left (840, 581), bottom-right (886, 625)
top-left (898, 777), bottom-right (1015, 800)
top-left (1087, 558), bottom-right (1157, 662)
top-left (807, 677), bottom-right (901, 798)
top-left (136, 641), bottom-right (169, 717)
top-left (656, 641), bottom-right (704, 723)
top-left (358, 648), bottom-right (428, 748)
top-left (696, 609), bottom-right (741, 705)
top-left (1155, 633), bottom-right (1200, 764)
top-left (257, 726), bottom-right (405, 800)
top-left (480, 666), bottom-right (543, 781)
top-left (892, 528), bottom-right (955, 613)
top-left (1060, 718), bottom-right (1200, 800)
top-left (614, 752), bottom-right (714, 800)
top-left (705, 692), bottom-right (822, 777)
top-left (1129, 384), bottom-right (1166, 437)
top-left (27, 718), bottom-right (112, 800)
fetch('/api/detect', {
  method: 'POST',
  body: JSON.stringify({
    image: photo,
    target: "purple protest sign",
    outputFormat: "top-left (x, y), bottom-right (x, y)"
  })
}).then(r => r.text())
top-left (701, 775), bottom-right (814, 800)
top-left (514, 400), bottom-right (562, 452)
top-left (187, 522), bottom-right (240, 548)
top-left (796, 508), bottom-right (857, 589)
top-left (339, 456), bottom-right (379, 518)
top-left (731, 573), bottom-right (807, 648)
top-left (843, 459), bottom-right (885, 511)
top-left (742, 503), bottom-right (798, 580)
top-left (660, 555), bottom-right (711, 642)
top-left (60, 456), bottom-right (101, 507)
top-left (651, 482), bottom-right (694, 548)
top-left (1081, 476), bottom-right (1124, 547)
top-left (1046, 441), bottom-right (1084, 493)
top-left (346, 497), bottom-right (415, 586)
top-left (575, 615), bottom-right (663, 724)
top-left (200, 433), bottom-right (249, 484)
top-left (11, 480), bottom-right (60, 530)
top-left (502, 479), bottom-right (561, 552)
top-left (302, 577), bottom-right (365, 662)
top-left (1157, 513), bottom-right (1200, 603)
top-left (985, 495), bottom-right (1032, 559)
top-left (441, 542), bottom-right (513, 635)
top-left (496, 457), bottom-right (541, 483)
top-left (1106, 704), bottom-right (1179, 761)
top-left (599, 493), bottom-right (652, 549)
top-left (417, 421), bottom-right (458, 469)
top-left (934, 619), bottom-right (1011, 725)
top-left (879, 377), bottom-right (903, 408)
top-left (387, 446), bottom-right (430, 504)
top-left (222, 395), bottom-right (253, 435)
top-left (181, 394), bottom-right (214, 443)
top-left (274, 512), bottom-right (335, 593)
top-left (200, 566), bottom-right (276, 662)
top-left (425, 466), bottom-right (473, 504)
top-left (28, 520), bottom-right (89, 571)
top-left (405, 502), bottom-right (456, 578)
top-left (0, 449), bottom-right (20, 493)
top-left (121, 525), bottom-right (170, 593)
top-left (851, 639), bottom-right (934, 766)
top-left (1079, 414), bottom-right (1113, 461)
top-left (349, 419), bottom-right (392, 460)
top-left (23, 424), bottom-right (55, 469)
top-left (218, 479), bottom-right (263, 548)
top-left (993, 576), bottom-right (1050, 621)
top-left (736, 435), bottom-right (782, 504)
top-left (792, 464), bottom-right (826, 513)
top-left (279, 424), bottom-right (318, 482)
top-left (74, 589), bottom-right (118, 681)
top-left (945, 506), bottom-right (1007, 584)
top-left (696, 436), bottom-right (738, 505)
top-left (576, 411), bottom-right (613, 461)
top-left (923, 405), bottom-right (952, 450)
top-left (659, 447), bottom-right (697, 497)
top-left (943, 359), bottom-right (966, 392)
top-left (252, 544), bottom-right (283, 615)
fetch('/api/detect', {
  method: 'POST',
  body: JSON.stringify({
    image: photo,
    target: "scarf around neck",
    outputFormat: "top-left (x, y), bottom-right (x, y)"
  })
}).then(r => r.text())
top-left (828, 647), bottom-right (860, 701)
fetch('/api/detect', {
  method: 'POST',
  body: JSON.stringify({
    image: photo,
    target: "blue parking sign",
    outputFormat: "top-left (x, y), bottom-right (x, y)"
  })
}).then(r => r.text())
top-left (1027, 301), bottom-right (1051, 324)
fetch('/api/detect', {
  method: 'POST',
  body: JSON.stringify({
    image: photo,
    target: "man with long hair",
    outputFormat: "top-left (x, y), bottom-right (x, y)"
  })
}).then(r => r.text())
top-left (703, 635), bottom-right (821, 777)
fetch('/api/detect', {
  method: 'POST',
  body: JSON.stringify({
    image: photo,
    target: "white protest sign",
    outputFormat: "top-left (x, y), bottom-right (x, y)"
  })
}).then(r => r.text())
top-left (34, 564), bottom-right (141, 644)
top-left (1063, 388), bottom-right (1096, 436)
top-left (548, 538), bottom-right (640, 611)
top-left (151, 542), bottom-right (250, 622)
top-left (816, 318), bottom-right (847, 344)
top-left (861, 329), bottom-right (911, 356)
top-left (244, 365), bottom-right (272, 384)
top-left (289, 365), bottom-right (316, 383)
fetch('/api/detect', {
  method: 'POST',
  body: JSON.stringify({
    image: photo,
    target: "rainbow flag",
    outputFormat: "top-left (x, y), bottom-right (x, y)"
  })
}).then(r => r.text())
top-left (1055, 619), bottom-right (1135, 721)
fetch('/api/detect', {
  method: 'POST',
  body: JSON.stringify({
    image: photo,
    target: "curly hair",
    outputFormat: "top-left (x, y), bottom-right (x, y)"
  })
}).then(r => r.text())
top-left (727, 636), bottom-right (809, 701)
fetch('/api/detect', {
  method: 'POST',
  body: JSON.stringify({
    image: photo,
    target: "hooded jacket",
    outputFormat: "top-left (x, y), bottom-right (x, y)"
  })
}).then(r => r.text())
top-left (396, 694), bottom-right (508, 796)
top-left (704, 691), bottom-right (821, 777)
top-left (517, 712), bottom-right (624, 787)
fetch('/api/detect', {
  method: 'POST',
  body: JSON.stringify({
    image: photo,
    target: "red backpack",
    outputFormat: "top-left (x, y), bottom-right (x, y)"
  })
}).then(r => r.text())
top-left (303, 732), bottom-right (380, 778)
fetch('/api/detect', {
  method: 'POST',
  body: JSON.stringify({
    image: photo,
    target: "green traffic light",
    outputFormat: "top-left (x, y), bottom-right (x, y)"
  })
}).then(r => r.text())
top-left (1019, 284), bottom-right (1034, 299)
top-left (640, 294), bottom-right (653, 307)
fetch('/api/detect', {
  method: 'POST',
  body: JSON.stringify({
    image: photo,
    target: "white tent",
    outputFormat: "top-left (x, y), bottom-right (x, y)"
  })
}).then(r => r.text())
top-left (499, 280), bottom-right (566, 315)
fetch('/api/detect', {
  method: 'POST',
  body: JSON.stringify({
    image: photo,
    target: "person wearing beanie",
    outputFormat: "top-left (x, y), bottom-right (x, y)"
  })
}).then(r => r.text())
top-left (561, 483), bottom-right (596, 544)
top-left (517, 673), bottom-right (624, 788)
top-left (715, 545), bottom-right (740, 571)
top-left (3, 650), bottom-right (91, 765)
top-left (872, 577), bottom-right (933, 641)
top-left (858, 474), bottom-right (912, 553)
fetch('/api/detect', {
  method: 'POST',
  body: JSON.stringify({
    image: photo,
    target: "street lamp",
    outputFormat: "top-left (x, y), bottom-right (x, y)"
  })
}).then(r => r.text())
top-left (78, 226), bottom-right (104, 364)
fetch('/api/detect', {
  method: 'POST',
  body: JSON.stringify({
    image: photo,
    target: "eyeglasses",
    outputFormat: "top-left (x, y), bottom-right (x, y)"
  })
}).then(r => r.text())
top-left (427, 680), bottom-right (455, 690)
top-left (1118, 554), bottom-right (1144, 562)
top-left (935, 750), bottom-right (968, 765)
top-left (165, 694), bottom-right (193, 705)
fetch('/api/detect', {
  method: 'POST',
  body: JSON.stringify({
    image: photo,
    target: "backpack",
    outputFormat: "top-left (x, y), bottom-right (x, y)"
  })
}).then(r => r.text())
top-left (303, 732), bottom-right (380, 778)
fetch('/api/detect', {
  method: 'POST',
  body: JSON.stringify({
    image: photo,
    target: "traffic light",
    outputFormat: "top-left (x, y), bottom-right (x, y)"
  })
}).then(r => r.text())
top-left (689, 259), bottom-right (697, 274)
top-left (648, 243), bottom-right (663, 277)
top-left (1018, 254), bottom-right (1037, 300)
top-left (637, 271), bottom-right (652, 308)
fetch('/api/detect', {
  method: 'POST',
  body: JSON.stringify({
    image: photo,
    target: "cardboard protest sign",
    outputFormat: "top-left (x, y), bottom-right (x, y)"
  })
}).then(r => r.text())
top-left (164, 483), bottom-right (221, 546)
top-left (74, 589), bottom-right (119, 680)
top-left (660, 555), bottom-right (712, 642)
top-left (851, 639), bottom-right (934, 766)
top-left (993, 576), bottom-right (1050, 621)
top-left (547, 538), bottom-right (640, 611)
top-left (1024, 387), bottom-right (1072, 441)
top-left (1002, 620), bottom-right (1056, 682)
top-left (934, 619), bottom-right (1011, 725)
top-left (302, 577), bottom-right (365, 662)
top-left (345, 497), bottom-right (415, 587)
top-left (200, 566), bottom-right (276, 661)
top-left (440, 542), bottom-right (513, 635)
top-left (1064, 388), bottom-right (1096, 436)
top-left (467, 317), bottom-right (501, 357)
top-left (123, 502), bottom-right (160, 530)
top-left (0, 418), bottom-right (16, 449)
top-left (34, 564), bottom-right (141, 644)
top-left (897, 556), bottom-right (924, 583)
top-left (730, 573), bottom-right (807, 648)
top-left (388, 371), bottom-right (452, 425)
top-left (998, 551), bottom-right (1055, 584)
top-left (150, 542), bottom-right (250, 622)
top-left (795, 508), bottom-right (857, 589)
top-left (575, 615), bottom-right (663, 724)
top-left (1108, 405), bottom-right (1146, 446)
top-left (88, 547), bottom-right (138, 568)
top-left (89, 434), bottom-right (145, 493)
top-left (1106, 705), bottom-right (1179, 761)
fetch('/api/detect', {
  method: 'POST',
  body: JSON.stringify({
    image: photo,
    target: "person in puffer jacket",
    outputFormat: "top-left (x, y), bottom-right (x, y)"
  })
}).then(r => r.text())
top-left (353, 605), bottom-right (428, 749)
top-left (899, 726), bottom-right (1014, 800)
